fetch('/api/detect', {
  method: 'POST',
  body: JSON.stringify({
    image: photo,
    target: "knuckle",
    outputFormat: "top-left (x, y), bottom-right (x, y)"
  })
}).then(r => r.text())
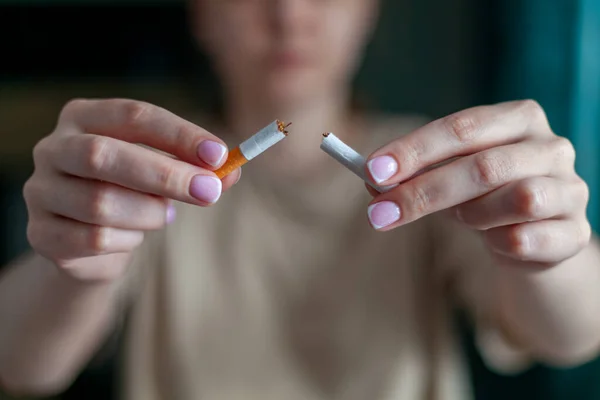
top-left (472, 152), bottom-right (511, 187)
top-left (22, 177), bottom-right (43, 206)
top-left (121, 100), bottom-right (152, 128)
top-left (405, 183), bottom-right (431, 216)
top-left (22, 178), bottom-right (35, 203)
top-left (88, 226), bottom-right (110, 254)
top-left (551, 136), bottom-right (576, 165)
top-left (578, 220), bottom-right (592, 248)
top-left (26, 220), bottom-right (43, 250)
top-left (83, 136), bottom-right (113, 175)
top-left (60, 98), bottom-right (87, 119)
top-left (172, 122), bottom-right (196, 149)
top-left (89, 186), bottom-right (113, 223)
top-left (513, 181), bottom-right (547, 220)
top-left (444, 112), bottom-right (480, 143)
top-left (397, 139), bottom-right (424, 173)
top-left (155, 163), bottom-right (181, 193)
top-left (519, 99), bottom-right (546, 121)
top-left (577, 179), bottom-right (590, 205)
top-left (32, 137), bottom-right (50, 165)
top-left (505, 225), bottom-right (533, 259)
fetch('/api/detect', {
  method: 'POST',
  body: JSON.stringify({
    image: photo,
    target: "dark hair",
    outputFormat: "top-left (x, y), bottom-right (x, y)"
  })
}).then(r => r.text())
top-left (181, 0), bottom-right (226, 120)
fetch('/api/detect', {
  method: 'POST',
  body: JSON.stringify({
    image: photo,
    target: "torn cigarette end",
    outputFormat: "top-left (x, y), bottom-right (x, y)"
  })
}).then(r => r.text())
top-left (277, 120), bottom-right (292, 135)
top-left (215, 120), bottom-right (290, 179)
top-left (320, 132), bottom-right (397, 193)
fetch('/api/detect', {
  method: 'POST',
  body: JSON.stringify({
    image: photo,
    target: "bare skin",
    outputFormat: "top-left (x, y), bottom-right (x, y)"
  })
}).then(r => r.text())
top-left (2, 0), bottom-right (600, 395)
top-left (366, 100), bottom-right (600, 363)
top-left (0, 99), bottom-right (240, 395)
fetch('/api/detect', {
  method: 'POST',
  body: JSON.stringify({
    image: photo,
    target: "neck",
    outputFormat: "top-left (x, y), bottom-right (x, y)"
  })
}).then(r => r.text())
top-left (223, 88), bottom-right (357, 178)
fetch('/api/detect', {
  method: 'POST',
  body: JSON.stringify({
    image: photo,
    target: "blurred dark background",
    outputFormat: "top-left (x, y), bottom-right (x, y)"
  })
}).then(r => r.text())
top-left (1, 0), bottom-right (599, 399)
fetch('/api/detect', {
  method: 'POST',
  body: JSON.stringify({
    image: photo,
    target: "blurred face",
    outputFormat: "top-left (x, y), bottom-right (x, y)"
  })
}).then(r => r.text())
top-left (195, 0), bottom-right (378, 106)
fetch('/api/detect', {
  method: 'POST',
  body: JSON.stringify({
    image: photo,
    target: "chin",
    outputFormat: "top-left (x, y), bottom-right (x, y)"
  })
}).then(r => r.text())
top-left (263, 73), bottom-right (321, 108)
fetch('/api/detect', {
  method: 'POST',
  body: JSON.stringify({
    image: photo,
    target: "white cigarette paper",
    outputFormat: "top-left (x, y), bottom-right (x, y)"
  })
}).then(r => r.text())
top-left (239, 120), bottom-right (288, 161)
top-left (320, 132), bottom-right (397, 193)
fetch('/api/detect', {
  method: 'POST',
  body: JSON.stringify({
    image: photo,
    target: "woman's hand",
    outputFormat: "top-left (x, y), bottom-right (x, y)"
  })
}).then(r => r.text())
top-left (24, 98), bottom-right (240, 282)
top-left (366, 100), bottom-right (591, 268)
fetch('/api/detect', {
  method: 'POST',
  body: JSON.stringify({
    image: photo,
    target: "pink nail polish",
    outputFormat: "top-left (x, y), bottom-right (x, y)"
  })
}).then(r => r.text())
top-left (197, 141), bottom-right (227, 167)
top-left (368, 201), bottom-right (401, 229)
top-left (189, 175), bottom-right (222, 204)
top-left (166, 204), bottom-right (177, 224)
top-left (367, 155), bottom-right (398, 184)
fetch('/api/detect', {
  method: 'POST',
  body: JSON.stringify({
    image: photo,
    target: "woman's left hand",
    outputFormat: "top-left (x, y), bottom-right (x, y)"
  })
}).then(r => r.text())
top-left (366, 100), bottom-right (591, 267)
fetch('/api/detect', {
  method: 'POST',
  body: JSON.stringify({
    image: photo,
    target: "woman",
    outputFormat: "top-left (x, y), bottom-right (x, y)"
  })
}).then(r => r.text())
top-left (1, 0), bottom-right (599, 399)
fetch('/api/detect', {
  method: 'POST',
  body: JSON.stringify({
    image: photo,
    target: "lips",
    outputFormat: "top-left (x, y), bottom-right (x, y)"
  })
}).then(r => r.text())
top-left (269, 51), bottom-right (311, 69)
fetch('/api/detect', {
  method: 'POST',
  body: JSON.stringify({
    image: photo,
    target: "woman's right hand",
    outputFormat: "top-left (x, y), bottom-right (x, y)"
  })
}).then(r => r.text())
top-left (23, 98), bottom-right (239, 282)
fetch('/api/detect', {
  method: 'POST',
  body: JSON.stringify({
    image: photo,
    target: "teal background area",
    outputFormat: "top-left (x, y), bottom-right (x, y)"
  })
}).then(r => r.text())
top-left (494, 0), bottom-right (600, 231)
top-left (468, 1), bottom-right (600, 398)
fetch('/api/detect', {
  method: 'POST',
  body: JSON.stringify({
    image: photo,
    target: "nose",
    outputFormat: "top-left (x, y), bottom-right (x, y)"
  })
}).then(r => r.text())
top-left (269, 0), bottom-right (311, 40)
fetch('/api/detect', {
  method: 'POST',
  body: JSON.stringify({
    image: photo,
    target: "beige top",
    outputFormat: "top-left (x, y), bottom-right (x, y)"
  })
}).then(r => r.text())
top-left (120, 115), bottom-right (531, 400)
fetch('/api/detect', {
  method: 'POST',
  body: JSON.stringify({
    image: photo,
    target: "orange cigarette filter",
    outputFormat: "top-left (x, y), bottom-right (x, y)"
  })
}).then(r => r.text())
top-left (215, 147), bottom-right (245, 179)
top-left (320, 132), bottom-right (397, 193)
top-left (215, 120), bottom-right (291, 179)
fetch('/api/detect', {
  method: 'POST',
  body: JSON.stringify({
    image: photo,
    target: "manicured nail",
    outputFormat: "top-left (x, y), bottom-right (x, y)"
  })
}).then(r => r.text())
top-left (368, 201), bottom-right (401, 229)
top-left (197, 140), bottom-right (227, 167)
top-left (166, 204), bottom-right (177, 224)
top-left (234, 168), bottom-right (242, 184)
top-left (189, 175), bottom-right (222, 203)
top-left (367, 155), bottom-right (398, 184)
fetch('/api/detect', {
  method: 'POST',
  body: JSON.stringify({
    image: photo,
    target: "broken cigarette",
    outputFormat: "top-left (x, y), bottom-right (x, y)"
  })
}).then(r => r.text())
top-left (320, 132), bottom-right (397, 193)
top-left (215, 120), bottom-right (291, 179)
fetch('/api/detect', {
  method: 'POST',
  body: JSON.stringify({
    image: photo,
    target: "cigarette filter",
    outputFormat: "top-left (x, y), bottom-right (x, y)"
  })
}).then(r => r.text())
top-left (320, 132), bottom-right (397, 193)
top-left (215, 120), bottom-right (290, 179)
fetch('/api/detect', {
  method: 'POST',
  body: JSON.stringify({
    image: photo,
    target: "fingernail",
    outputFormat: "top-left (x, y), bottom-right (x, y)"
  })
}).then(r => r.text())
top-left (197, 140), bottom-right (227, 167)
top-left (368, 201), bottom-right (401, 229)
top-left (234, 168), bottom-right (242, 184)
top-left (368, 155), bottom-right (398, 184)
top-left (189, 175), bottom-right (222, 203)
top-left (166, 204), bottom-right (177, 224)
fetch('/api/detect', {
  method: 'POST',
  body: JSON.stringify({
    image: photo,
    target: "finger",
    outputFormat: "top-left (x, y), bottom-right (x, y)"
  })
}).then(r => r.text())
top-left (221, 168), bottom-right (242, 188)
top-left (365, 182), bottom-right (379, 197)
top-left (484, 219), bottom-right (591, 264)
top-left (369, 140), bottom-right (558, 230)
top-left (366, 100), bottom-right (552, 184)
top-left (27, 214), bottom-right (144, 260)
top-left (25, 174), bottom-right (170, 230)
top-left (51, 134), bottom-right (235, 206)
top-left (60, 98), bottom-right (228, 169)
top-left (455, 177), bottom-right (589, 230)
